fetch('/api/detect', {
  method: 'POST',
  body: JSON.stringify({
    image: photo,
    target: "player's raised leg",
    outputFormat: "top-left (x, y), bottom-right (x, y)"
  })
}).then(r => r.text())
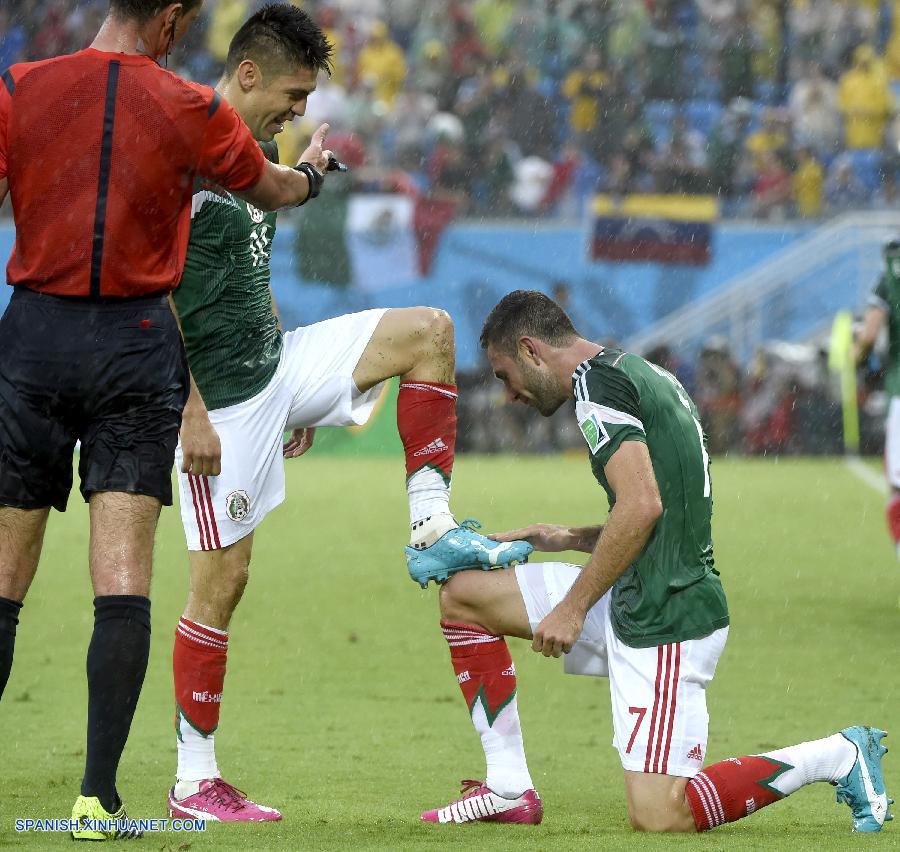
top-left (352, 307), bottom-right (532, 587)
top-left (168, 532), bottom-right (281, 822)
top-left (0, 506), bottom-right (48, 699)
top-left (420, 568), bottom-right (542, 824)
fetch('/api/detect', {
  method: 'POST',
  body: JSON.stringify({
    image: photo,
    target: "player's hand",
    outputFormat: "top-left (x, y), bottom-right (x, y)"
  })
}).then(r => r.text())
top-left (532, 601), bottom-right (584, 658)
top-left (283, 427), bottom-right (316, 459)
top-left (489, 524), bottom-right (572, 552)
top-left (298, 123), bottom-right (331, 174)
top-left (180, 410), bottom-right (221, 477)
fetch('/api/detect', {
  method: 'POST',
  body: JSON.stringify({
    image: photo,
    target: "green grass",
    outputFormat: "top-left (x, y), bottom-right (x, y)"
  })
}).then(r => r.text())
top-left (1, 455), bottom-right (898, 850)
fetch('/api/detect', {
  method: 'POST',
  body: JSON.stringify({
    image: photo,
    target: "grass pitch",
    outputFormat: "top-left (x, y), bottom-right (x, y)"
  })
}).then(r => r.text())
top-left (1, 455), bottom-right (898, 851)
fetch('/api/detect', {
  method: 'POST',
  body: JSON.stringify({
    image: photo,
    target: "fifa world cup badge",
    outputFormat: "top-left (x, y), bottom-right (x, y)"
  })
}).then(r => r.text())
top-left (225, 490), bottom-right (251, 522)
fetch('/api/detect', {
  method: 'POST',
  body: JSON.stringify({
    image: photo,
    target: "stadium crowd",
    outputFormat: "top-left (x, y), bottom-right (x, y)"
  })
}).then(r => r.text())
top-left (3, 0), bottom-right (900, 220)
top-left (458, 333), bottom-right (886, 456)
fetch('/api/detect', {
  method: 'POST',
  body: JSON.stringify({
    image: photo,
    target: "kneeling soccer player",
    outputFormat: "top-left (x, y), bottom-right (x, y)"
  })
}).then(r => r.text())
top-left (166, 7), bottom-right (530, 822)
top-left (418, 290), bottom-right (891, 834)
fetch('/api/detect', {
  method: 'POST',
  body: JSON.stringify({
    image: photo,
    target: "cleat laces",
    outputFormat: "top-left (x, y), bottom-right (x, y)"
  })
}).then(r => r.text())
top-left (200, 779), bottom-right (248, 813)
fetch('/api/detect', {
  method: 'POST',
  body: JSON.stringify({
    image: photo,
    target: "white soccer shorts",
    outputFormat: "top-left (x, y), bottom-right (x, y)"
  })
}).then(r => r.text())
top-left (515, 561), bottom-right (728, 777)
top-left (885, 397), bottom-right (900, 489)
top-left (175, 309), bottom-right (388, 551)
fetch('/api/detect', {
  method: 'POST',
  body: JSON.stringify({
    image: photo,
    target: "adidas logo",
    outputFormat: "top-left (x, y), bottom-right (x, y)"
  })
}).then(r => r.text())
top-left (413, 438), bottom-right (448, 457)
top-left (687, 744), bottom-right (703, 762)
top-left (501, 665), bottom-right (516, 677)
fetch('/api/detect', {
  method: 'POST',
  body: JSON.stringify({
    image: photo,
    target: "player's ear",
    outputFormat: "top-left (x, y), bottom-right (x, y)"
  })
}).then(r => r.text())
top-left (519, 337), bottom-right (541, 366)
top-left (237, 59), bottom-right (261, 92)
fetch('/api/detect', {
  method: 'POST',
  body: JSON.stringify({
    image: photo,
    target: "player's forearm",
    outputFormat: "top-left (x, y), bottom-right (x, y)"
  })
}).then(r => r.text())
top-left (565, 524), bottom-right (604, 553)
top-left (855, 307), bottom-right (886, 364)
top-left (238, 161), bottom-right (313, 211)
top-left (562, 500), bottom-right (660, 615)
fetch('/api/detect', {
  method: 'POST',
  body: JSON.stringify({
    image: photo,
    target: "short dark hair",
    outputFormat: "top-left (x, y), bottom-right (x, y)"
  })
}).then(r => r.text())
top-left (109, 0), bottom-right (201, 24)
top-left (225, 4), bottom-right (333, 78)
top-left (480, 289), bottom-right (579, 354)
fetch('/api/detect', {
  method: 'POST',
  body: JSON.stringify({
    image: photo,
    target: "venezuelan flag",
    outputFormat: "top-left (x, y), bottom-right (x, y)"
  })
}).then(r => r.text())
top-left (591, 194), bottom-right (718, 266)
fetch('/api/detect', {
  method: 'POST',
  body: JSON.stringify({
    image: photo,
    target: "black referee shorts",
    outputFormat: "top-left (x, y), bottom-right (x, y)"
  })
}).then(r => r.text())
top-left (0, 288), bottom-right (189, 512)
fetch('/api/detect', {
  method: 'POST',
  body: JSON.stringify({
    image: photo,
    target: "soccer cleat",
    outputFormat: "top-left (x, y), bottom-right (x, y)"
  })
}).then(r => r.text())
top-left (71, 795), bottom-right (142, 841)
top-left (420, 780), bottom-right (543, 825)
top-left (167, 778), bottom-right (282, 822)
top-left (406, 519), bottom-right (533, 588)
top-left (835, 726), bottom-right (893, 832)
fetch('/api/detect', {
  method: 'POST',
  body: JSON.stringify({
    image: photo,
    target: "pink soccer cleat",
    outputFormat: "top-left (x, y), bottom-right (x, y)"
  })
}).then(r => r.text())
top-left (420, 780), bottom-right (543, 825)
top-left (167, 778), bottom-right (282, 822)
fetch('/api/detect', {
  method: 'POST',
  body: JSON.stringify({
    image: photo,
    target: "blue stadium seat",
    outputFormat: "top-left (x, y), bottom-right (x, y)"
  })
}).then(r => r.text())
top-left (686, 100), bottom-right (722, 137)
top-left (848, 149), bottom-right (883, 192)
top-left (645, 100), bottom-right (676, 147)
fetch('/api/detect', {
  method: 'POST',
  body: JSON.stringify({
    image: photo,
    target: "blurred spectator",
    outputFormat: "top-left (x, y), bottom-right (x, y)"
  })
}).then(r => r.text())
top-left (745, 107), bottom-right (790, 170)
top-left (562, 47), bottom-right (607, 150)
top-left (707, 99), bottom-right (753, 199)
top-left (644, 4), bottom-right (686, 101)
top-left (356, 20), bottom-right (407, 107)
top-left (837, 44), bottom-right (893, 149)
top-left (206, 0), bottom-right (248, 63)
top-left (793, 147), bottom-right (825, 218)
top-left (718, 8), bottom-right (758, 102)
top-left (789, 63), bottom-right (842, 158)
top-left (825, 154), bottom-right (869, 211)
top-left (752, 151), bottom-right (793, 220)
top-left (655, 114), bottom-right (709, 194)
top-left (695, 338), bottom-right (742, 454)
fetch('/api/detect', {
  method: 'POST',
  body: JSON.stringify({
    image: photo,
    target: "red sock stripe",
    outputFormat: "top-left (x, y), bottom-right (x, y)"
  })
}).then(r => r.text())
top-left (644, 644), bottom-right (681, 773)
top-left (687, 772), bottom-right (727, 830)
top-left (178, 617), bottom-right (228, 648)
top-left (187, 474), bottom-right (210, 551)
top-left (201, 476), bottom-right (221, 548)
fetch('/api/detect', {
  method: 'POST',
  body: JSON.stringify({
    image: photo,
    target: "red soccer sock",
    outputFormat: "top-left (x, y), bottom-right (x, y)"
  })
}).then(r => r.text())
top-left (440, 620), bottom-right (532, 796)
top-left (685, 756), bottom-right (789, 830)
top-left (442, 620), bottom-right (516, 719)
top-left (397, 382), bottom-right (457, 483)
top-left (173, 616), bottom-right (227, 736)
top-left (398, 382), bottom-right (458, 530)
top-left (887, 494), bottom-right (900, 545)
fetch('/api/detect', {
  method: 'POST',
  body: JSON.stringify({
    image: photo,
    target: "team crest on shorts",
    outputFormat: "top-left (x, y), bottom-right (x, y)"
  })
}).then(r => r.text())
top-left (225, 490), bottom-right (251, 522)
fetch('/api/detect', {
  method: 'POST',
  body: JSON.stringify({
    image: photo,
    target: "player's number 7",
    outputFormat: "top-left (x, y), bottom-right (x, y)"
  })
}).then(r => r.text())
top-left (626, 706), bottom-right (647, 754)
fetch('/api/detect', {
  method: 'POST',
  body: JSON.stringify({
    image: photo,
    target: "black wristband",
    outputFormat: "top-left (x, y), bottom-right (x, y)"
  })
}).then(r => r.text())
top-left (294, 162), bottom-right (324, 205)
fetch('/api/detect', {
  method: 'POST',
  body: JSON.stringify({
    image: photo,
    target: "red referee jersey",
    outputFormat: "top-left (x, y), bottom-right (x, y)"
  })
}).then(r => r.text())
top-left (0, 49), bottom-right (266, 298)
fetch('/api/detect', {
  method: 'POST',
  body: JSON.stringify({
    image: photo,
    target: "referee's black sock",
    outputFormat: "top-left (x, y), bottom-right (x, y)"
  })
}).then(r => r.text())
top-left (0, 596), bottom-right (23, 700)
top-left (81, 595), bottom-right (151, 814)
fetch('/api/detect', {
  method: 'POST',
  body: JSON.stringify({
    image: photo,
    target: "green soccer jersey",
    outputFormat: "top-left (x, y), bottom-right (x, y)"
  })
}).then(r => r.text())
top-left (173, 140), bottom-right (283, 411)
top-left (573, 349), bottom-right (730, 648)
top-left (869, 258), bottom-right (900, 398)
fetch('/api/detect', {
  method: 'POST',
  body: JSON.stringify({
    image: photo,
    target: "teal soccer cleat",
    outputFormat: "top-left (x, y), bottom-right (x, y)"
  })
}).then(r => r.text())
top-left (406, 519), bottom-right (533, 588)
top-left (836, 726), bottom-right (893, 832)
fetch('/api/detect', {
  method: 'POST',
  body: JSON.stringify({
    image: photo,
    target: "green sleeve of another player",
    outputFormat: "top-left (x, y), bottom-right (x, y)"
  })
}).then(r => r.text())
top-left (176, 185), bottom-right (229, 305)
top-left (573, 364), bottom-right (646, 467)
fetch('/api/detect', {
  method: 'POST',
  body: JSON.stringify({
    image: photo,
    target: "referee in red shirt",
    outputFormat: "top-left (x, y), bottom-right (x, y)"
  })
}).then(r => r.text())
top-left (0, 0), bottom-right (333, 836)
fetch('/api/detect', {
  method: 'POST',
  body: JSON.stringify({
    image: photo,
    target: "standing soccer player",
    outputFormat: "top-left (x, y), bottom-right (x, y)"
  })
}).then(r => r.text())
top-left (0, 0), bottom-right (343, 839)
top-left (166, 5), bottom-right (531, 822)
top-left (856, 238), bottom-right (900, 556)
top-left (419, 290), bottom-right (891, 835)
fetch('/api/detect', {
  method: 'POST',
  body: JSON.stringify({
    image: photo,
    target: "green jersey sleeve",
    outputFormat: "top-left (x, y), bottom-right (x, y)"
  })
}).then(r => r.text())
top-left (573, 361), bottom-right (647, 468)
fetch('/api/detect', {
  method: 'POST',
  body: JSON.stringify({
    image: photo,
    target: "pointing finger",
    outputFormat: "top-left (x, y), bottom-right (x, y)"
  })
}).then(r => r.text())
top-left (311, 122), bottom-right (330, 147)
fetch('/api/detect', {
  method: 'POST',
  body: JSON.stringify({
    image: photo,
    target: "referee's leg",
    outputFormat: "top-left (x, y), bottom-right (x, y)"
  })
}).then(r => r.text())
top-left (0, 506), bottom-right (50, 698)
top-left (80, 491), bottom-right (160, 813)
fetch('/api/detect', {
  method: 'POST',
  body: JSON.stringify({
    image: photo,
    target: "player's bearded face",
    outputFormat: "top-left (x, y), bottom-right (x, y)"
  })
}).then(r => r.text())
top-left (518, 357), bottom-right (567, 416)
